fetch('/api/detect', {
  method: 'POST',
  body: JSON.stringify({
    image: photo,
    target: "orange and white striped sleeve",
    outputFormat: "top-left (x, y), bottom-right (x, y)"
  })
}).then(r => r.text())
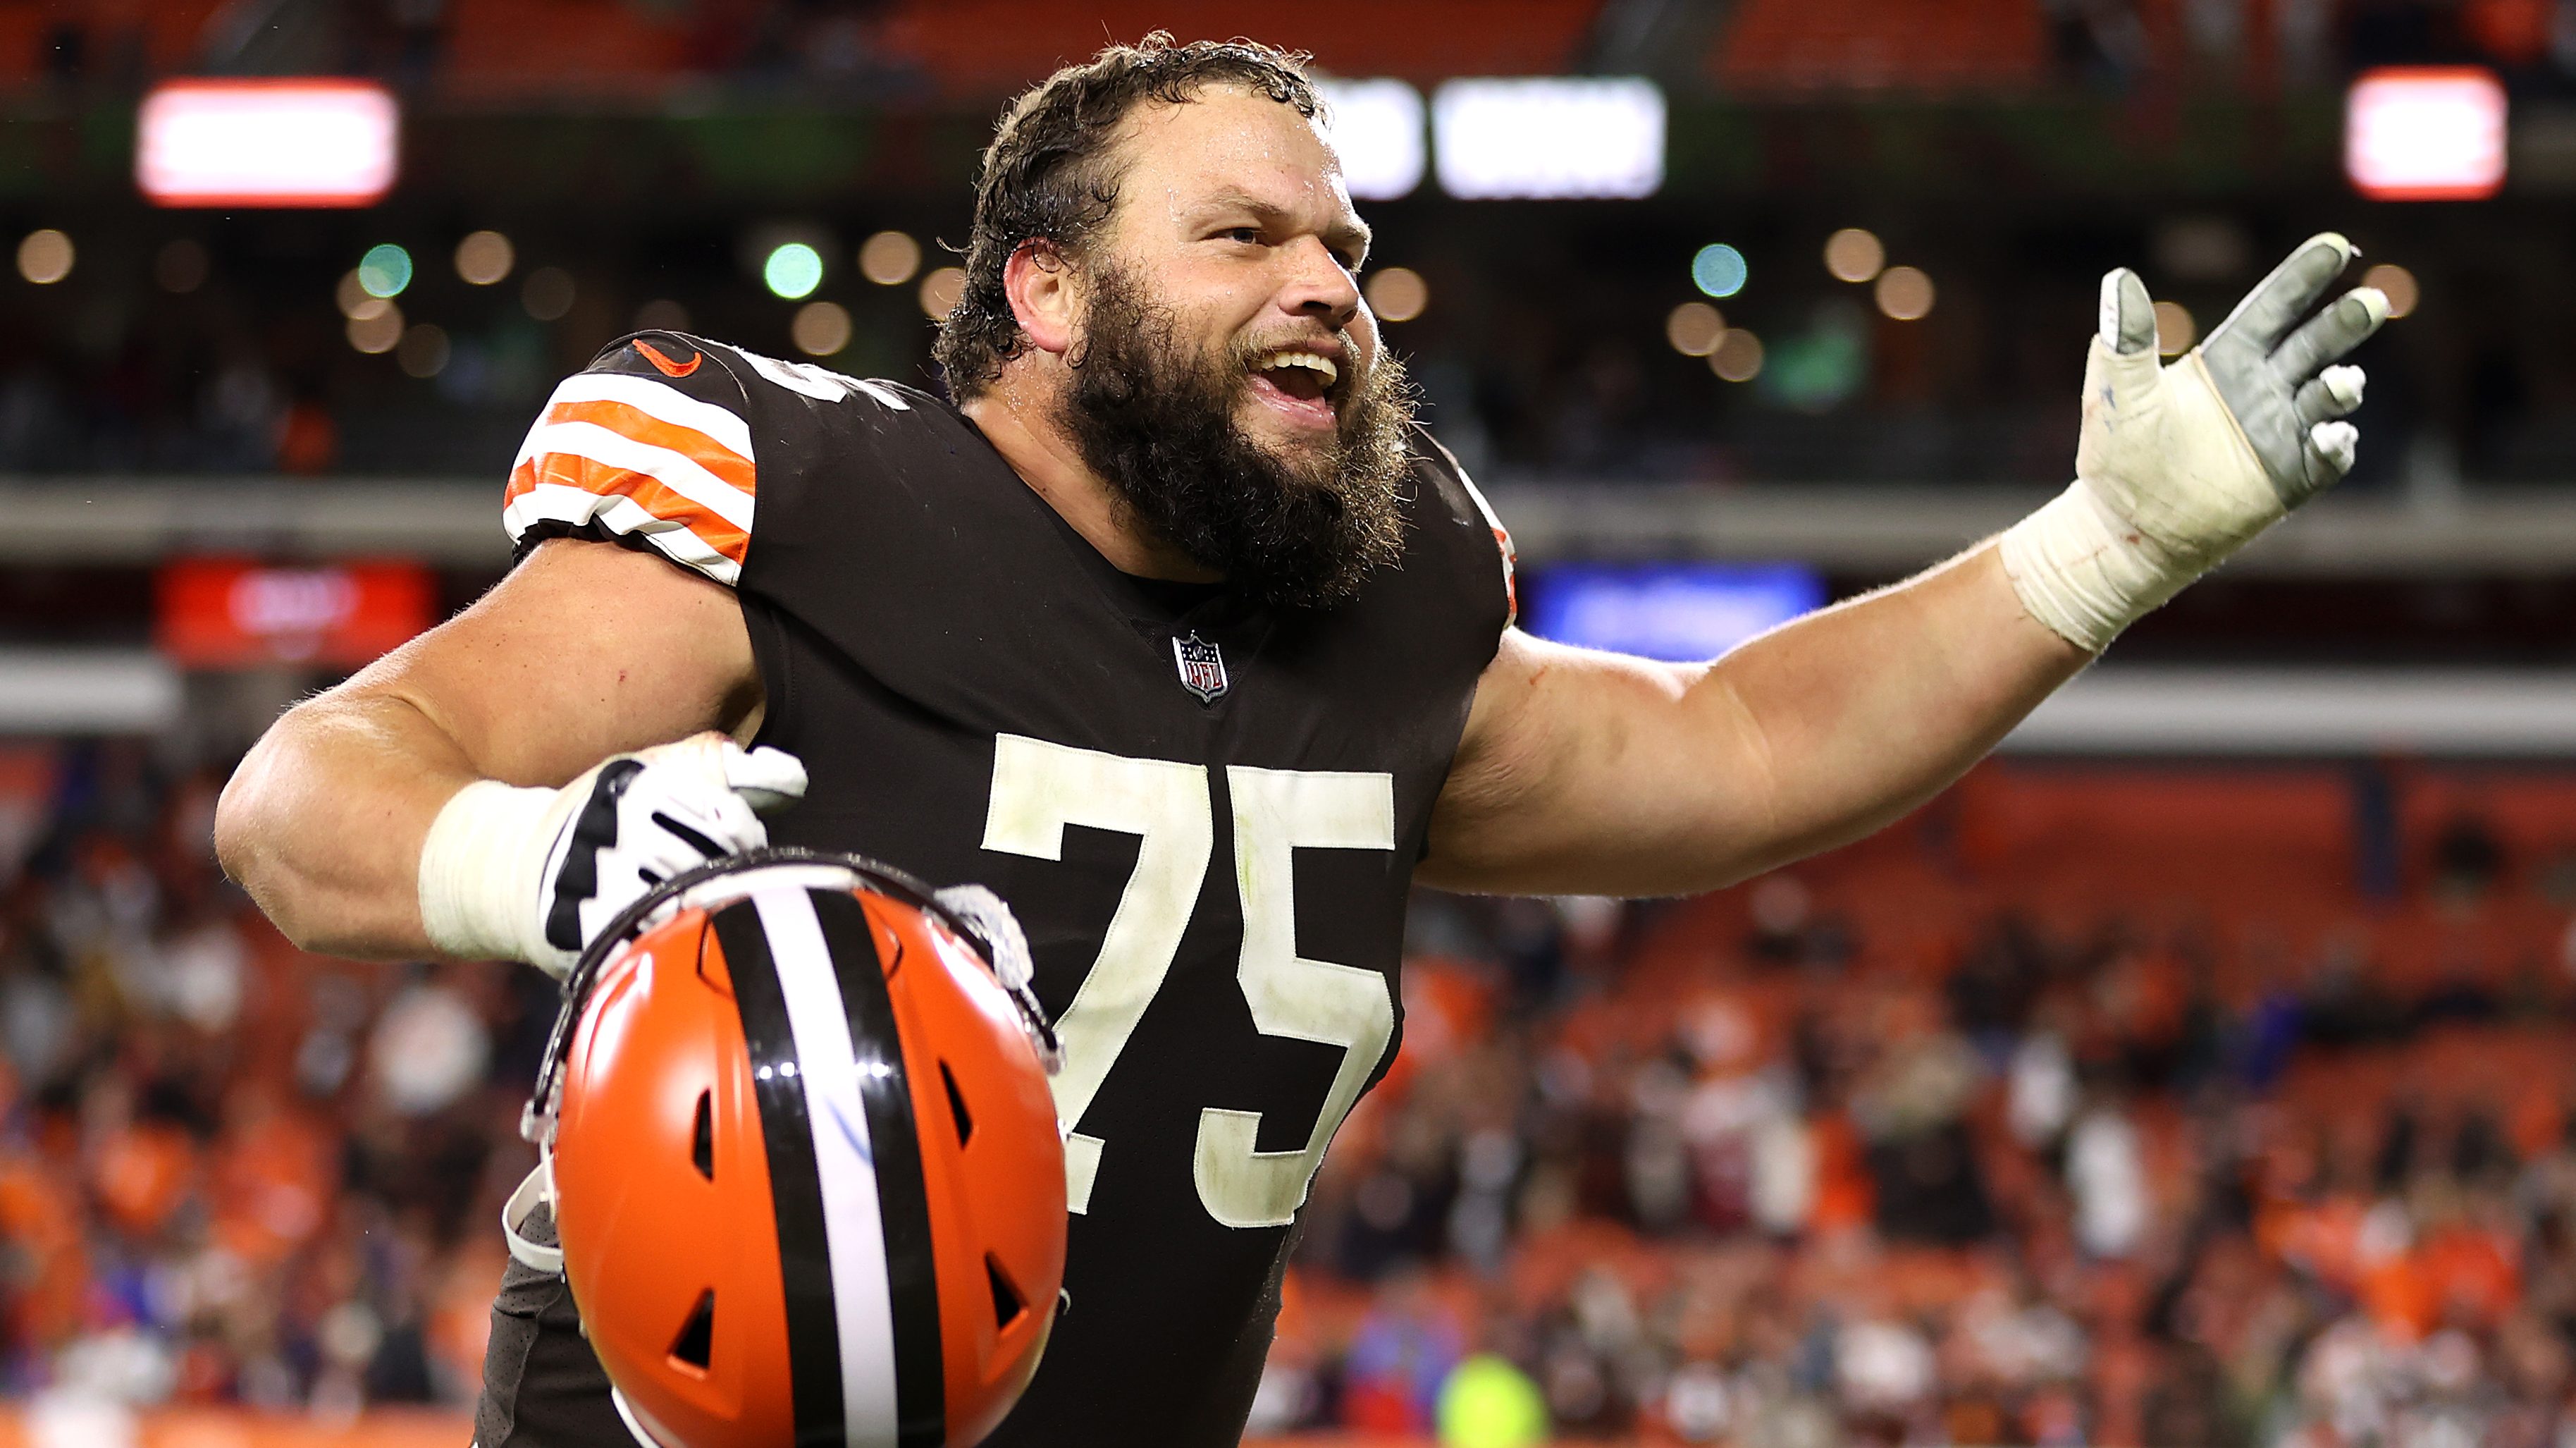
top-left (502, 335), bottom-right (756, 586)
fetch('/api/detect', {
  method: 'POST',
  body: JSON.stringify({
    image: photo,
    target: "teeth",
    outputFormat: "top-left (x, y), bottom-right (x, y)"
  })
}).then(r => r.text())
top-left (1259, 350), bottom-right (1339, 386)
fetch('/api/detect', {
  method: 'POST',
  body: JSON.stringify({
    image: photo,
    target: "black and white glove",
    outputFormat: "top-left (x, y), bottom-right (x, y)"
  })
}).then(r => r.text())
top-left (1999, 233), bottom-right (2392, 653)
top-left (417, 733), bottom-right (807, 977)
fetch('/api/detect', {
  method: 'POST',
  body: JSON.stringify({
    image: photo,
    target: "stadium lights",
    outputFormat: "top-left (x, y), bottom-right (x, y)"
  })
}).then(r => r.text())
top-left (2153, 301), bottom-right (2196, 356)
top-left (137, 78), bottom-right (398, 208)
top-left (398, 324), bottom-right (449, 379)
top-left (2364, 262), bottom-right (2420, 317)
top-left (522, 266), bottom-right (576, 321)
top-left (1711, 329), bottom-right (1763, 383)
top-left (1824, 228), bottom-right (1885, 283)
top-left (357, 244), bottom-right (412, 298)
top-left (1665, 302), bottom-right (1725, 357)
top-left (859, 231), bottom-right (921, 286)
top-left (918, 266), bottom-right (966, 320)
top-left (792, 300), bottom-right (852, 356)
top-left (1364, 266), bottom-right (1427, 322)
top-left (1316, 78), bottom-right (1426, 201)
top-left (1691, 244), bottom-right (1746, 299)
top-left (764, 243), bottom-right (824, 300)
top-left (16, 230), bottom-right (71, 284)
top-left (347, 303), bottom-right (402, 355)
top-left (1874, 265), bottom-right (1935, 321)
top-left (1431, 78), bottom-right (1664, 200)
top-left (2346, 67), bottom-right (2506, 201)
top-left (455, 231), bottom-right (513, 286)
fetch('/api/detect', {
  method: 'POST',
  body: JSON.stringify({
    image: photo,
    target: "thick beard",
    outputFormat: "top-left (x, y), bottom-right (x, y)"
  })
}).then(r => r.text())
top-left (1056, 262), bottom-right (1415, 609)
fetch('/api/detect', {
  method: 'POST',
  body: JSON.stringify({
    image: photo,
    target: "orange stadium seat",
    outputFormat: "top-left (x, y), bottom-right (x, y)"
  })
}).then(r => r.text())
top-left (875, 0), bottom-right (1608, 97)
top-left (1712, 0), bottom-right (2048, 94)
top-left (442, 0), bottom-right (698, 92)
top-left (0, 0), bottom-right (226, 86)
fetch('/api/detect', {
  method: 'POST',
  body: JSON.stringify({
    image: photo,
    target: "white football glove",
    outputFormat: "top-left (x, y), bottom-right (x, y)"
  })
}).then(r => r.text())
top-left (417, 733), bottom-right (807, 977)
top-left (1999, 233), bottom-right (2392, 653)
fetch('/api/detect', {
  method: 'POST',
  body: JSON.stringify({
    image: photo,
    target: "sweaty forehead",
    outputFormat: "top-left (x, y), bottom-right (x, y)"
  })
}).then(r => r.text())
top-left (1111, 86), bottom-right (1350, 226)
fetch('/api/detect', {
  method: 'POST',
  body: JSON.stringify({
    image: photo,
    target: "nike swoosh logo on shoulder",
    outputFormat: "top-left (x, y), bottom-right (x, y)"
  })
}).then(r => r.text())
top-left (632, 338), bottom-right (701, 378)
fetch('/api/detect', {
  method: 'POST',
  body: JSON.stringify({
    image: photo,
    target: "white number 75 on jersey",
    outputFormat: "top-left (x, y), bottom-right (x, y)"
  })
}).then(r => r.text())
top-left (981, 734), bottom-right (1395, 1229)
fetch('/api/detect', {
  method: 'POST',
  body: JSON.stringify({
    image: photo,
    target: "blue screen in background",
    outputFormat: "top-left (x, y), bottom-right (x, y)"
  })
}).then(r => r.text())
top-left (1522, 562), bottom-right (1828, 661)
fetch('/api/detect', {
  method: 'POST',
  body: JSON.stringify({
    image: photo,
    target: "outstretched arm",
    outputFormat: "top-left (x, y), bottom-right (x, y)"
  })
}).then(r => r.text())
top-left (1424, 234), bottom-right (2389, 897)
top-left (1422, 547), bottom-right (2078, 895)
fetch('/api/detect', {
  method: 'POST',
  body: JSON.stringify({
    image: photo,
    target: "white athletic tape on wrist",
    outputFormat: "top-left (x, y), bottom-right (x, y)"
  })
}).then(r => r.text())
top-left (417, 778), bottom-right (565, 969)
top-left (1997, 478), bottom-right (2203, 655)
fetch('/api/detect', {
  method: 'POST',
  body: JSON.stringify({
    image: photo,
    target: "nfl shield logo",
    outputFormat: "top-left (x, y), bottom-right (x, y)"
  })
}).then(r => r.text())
top-left (1171, 632), bottom-right (1228, 704)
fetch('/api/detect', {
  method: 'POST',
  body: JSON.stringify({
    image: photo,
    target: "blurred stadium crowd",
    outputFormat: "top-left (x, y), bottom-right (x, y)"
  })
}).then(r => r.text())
top-left (13, 739), bottom-right (2576, 1444)
top-left (0, 0), bottom-right (2568, 491)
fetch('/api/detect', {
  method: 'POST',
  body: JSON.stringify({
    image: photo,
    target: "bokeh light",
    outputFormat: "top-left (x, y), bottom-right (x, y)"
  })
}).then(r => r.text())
top-left (1691, 243), bottom-right (1747, 299)
top-left (1665, 301), bottom-right (1726, 357)
top-left (792, 300), bottom-right (853, 356)
top-left (1823, 228), bottom-right (1885, 283)
top-left (455, 231), bottom-right (514, 286)
top-left (154, 239), bottom-right (209, 294)
top-left (1711, 328), bottom-right (1764, 382)
top-left (859, 231), bottom-right (922, 286)
top-left (522, 266), bottom-right (575, 322)
top-left (357, 244), bottom-right (412, 299)
top-left (17, 230), bottom-right (72, 285)
top-left (2154, 300), bottom-right (2197, 356)
top-left (1874, 265), bottom-right (1935, 321)
top-left (397, 324), bottom-right (450, 379)
top-left (2364, 262), bottom-right (2420, 319)
top-left (1365, 266), bottom-right (1428, 322)
top-left (763, 243), bottom-right (824, 300)
top-left (918, 265), bottom-right (966, 320)
top-left (347, 303), bottom-right (404, 354)
top-left (335, 271), bottom-right (383, 319)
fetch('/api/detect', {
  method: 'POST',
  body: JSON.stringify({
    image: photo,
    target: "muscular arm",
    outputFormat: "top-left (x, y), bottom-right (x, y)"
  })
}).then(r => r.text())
top-left (213, 539), bottom-right (761, 959)
top-left (1422, 541), bottom-right (2085, 897)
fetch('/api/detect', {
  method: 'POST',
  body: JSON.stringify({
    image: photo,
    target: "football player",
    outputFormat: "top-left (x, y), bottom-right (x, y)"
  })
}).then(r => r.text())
top-left (212, 34), bottom-right (2387, 1448)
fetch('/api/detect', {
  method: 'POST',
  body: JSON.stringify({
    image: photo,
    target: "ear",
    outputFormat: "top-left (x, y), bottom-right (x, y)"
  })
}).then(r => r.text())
top-left (1003, 241), bottom-right (1078, 357)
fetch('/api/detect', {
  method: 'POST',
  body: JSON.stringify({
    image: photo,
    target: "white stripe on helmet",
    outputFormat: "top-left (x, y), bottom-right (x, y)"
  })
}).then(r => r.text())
top-left (753, 885), bottom-right (903, 1448)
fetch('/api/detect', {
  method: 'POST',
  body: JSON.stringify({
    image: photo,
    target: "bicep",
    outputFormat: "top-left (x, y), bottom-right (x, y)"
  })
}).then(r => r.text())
top-left (354, 537), bottom-right (761, 787)
top-left (1422, 630), bottom-right (1773, 895)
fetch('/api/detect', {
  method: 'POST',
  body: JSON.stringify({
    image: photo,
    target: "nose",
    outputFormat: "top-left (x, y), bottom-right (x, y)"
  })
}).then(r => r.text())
top-left (1278, 236), bottom-right (1360, 329)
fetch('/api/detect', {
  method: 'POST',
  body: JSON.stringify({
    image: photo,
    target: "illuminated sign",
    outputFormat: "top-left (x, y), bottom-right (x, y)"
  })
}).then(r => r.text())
top-left (137, 79), bottom-right (399, 208)
top-left (1524, 563), bottom-right (1825, 661)
top-left (1316, 78), bottom-right (1426, 201)
top-left (157, 560), bottom-right (434, 668)
top-left (2346, 67), bottom-right (2506, 201)
top-left (1432, 78), bottom-right (1664, 200)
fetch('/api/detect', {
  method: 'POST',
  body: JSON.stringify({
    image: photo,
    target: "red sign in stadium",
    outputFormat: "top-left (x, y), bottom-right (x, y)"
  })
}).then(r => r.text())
top-left (156, 559), bottom-right (433, 668)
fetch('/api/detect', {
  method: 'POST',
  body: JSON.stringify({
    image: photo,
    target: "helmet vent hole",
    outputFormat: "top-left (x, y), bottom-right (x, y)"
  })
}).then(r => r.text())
top-left (669, 1289), bottom-right (715, 1370)
top-left (939, 1060), bottom-right (973, 1148)
top-left (690, 1090), bottom-right (714, 1181)
top-left (986, 1255), bottom-right (1024, 1330)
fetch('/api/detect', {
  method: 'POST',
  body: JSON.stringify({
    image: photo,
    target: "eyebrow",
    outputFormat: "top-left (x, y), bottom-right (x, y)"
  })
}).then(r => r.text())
top-left (1193, 188), bottom-right (1373, 258)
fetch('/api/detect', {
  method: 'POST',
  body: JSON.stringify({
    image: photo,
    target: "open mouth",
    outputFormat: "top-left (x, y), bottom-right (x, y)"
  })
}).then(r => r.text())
top-left (1247, 349), bottom-right (1341, 430)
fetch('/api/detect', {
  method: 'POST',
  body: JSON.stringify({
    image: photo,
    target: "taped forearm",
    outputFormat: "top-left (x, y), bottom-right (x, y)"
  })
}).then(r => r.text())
top-left (1995, 478), bottom-right (2207, 655)
top-left (417, 778), bottom-right (564, 963)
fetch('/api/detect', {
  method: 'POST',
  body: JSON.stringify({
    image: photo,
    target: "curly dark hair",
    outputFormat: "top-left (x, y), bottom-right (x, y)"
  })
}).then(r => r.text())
top-left (931, 33), bottom-right (1320, 400)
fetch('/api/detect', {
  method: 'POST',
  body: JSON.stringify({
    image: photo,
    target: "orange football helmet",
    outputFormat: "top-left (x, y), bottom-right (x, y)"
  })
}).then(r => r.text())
top-left (507, 849), bottom-right (1066, 1448)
